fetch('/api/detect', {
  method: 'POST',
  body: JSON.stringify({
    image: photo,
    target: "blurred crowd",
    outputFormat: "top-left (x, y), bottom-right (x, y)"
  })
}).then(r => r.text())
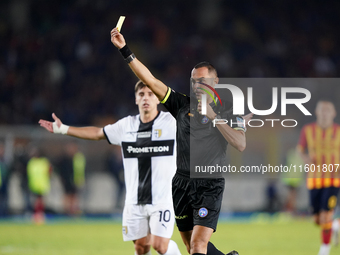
top-left (1, 0), bottom-right (340, 125)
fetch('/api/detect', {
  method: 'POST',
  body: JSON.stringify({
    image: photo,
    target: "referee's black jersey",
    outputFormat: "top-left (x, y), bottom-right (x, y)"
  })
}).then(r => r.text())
top-left (161, 87), bottom-right (246, 177)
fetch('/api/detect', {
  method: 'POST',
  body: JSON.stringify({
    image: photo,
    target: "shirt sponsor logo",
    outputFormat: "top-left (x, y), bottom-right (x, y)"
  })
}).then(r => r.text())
top-left (122, 140), bottom-right (175, 158)
top-left (175, 215), bottom-right (188, 220)
top-left (137, 131), bottom-right (151, 138)
top-left (127, 145), bottom-right (169, 153)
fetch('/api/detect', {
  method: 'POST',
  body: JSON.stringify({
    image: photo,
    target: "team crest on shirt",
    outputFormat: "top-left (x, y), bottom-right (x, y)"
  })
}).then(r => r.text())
top-left (198, 207), bottom-right (208, 218)
top-left (122, 226), bottom-right (128, 235)
top-left (154, 129), bottom-right (162, 138)
top-left (201, 116), bottom-right (209, 124)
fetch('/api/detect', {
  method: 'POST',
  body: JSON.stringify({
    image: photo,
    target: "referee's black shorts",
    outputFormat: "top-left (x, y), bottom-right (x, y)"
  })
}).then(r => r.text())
top-left (172, 172), bottom-right (225, 232)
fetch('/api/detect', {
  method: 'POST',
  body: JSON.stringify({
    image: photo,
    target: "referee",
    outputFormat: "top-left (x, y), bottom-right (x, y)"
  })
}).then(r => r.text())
top-left (111, 28), bottom-right (246, 255)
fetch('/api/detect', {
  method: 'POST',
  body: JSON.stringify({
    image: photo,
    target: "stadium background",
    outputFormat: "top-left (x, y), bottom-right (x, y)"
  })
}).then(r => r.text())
top-left (0, 0), bottom-right (340, 254)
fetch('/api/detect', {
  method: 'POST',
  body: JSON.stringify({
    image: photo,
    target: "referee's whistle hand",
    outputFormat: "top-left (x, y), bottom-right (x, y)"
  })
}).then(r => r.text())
top-left (110, 28), bottom-right (126, 49)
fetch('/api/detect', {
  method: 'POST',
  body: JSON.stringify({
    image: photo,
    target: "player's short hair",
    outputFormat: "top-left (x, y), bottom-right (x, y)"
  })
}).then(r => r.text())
top-left (134, 80), bottom-right (147, 93)
top-left (316, 99), bottom-right (336, 113)
top-left (317, 98), bottom-right (334, 105)
top-left (193, 61), bottom-right (218, 77)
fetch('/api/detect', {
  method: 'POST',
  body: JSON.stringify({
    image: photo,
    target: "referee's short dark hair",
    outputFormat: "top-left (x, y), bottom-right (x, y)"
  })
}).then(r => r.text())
top-left (135, 80), bottom-right (147, 93)
top-left (194, 61), bottom-right (218, 77)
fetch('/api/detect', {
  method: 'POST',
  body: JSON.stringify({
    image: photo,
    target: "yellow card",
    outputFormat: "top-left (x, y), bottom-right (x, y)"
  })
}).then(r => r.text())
top-left (116, 16), bottom-right (125, 32)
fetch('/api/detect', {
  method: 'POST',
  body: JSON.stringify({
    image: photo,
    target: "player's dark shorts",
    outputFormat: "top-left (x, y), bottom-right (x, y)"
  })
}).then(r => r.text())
top-left (172, 171), bottom-right (225, 232)
top-left (309, 187), bottom-right (340, 214)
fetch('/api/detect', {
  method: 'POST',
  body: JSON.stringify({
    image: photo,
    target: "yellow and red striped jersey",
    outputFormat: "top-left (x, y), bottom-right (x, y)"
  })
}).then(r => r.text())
top-left (297, 122), bottom-right (340, 189)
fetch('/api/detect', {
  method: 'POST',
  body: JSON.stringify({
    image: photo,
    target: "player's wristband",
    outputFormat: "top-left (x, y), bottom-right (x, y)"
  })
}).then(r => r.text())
top-left (52, 122), bottom-right (69, 135)
top-left (119, 44), bottom-right (133, 59)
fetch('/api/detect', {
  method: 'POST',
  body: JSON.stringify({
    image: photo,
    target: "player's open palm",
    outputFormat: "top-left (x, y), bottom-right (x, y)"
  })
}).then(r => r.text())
top-left (110, 28), bottom-right (126, 49)
top-left (39, 113), bottom-right (62, 133)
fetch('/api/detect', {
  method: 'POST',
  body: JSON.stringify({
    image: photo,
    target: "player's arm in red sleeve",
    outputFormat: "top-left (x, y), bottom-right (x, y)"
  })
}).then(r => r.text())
top-left (296, 126), bottom-right (312, 164)
top-left (39, 113), bottom-right (105, 141)
top-left (110, 28), bottom-right (168, 102)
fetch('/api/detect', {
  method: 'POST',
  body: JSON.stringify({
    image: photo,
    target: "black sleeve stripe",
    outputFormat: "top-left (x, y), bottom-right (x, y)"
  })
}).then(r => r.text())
top-left (102, 127), bottom-right (112, 144)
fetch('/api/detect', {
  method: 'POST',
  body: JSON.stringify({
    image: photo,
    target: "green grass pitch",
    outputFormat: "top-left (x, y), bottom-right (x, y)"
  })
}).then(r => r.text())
top-left (0, 217), bottom-right (338, 255)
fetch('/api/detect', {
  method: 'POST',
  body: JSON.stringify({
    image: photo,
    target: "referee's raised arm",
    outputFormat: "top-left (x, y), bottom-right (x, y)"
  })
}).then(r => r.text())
top-left (110, 28), bottom-right (168, 102)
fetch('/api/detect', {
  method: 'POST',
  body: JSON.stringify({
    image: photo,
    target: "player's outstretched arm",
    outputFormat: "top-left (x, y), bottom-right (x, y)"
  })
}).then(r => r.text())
top-left (110, 28), bottom-right (168, 101)
top-left (39, 113), bottom-right (105, 141)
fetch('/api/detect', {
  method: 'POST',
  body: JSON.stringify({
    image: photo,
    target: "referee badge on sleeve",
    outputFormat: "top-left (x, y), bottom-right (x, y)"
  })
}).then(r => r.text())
top-left (236, 117), bottom-right (246, 130)
top-left (198, 207), bottom-right (208, 218)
